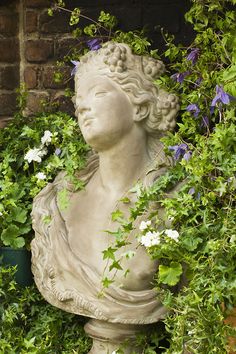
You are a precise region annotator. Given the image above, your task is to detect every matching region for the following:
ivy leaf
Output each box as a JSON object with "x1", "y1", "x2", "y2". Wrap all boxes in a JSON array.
[
  {"x1": 111, "y1": 209, "x2": 123, "y2": 222},
  {"x1": 102, "y1": 247, "x2": 116, "y2": 261},
  {"x1": 57, "y1": 188, "x2": 70, "y2": 211},
  {"x1": 109, "y1": 260, "x2": 123, "y2": 272},
  {"x1": 102, "y1": 277, "x2": 114, "y2": 288},
  {"x1": 159, "y1": 262, "x2": 183, "y2": 286}
]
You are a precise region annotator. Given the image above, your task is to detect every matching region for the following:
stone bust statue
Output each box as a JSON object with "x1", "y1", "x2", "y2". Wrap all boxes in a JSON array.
[{"x1": 31, "y1": 42, "x2": 179, "y2": 354}]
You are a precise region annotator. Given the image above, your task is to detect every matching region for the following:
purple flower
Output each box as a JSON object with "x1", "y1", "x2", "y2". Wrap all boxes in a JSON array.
[
  {"x1": 186, "y1": 48, "x2": 200, "y2": 65},
  {"x1": 71, "y1": 60, "x2": 80, "y2": 76},
  {"x1": 55, "y1": 148, "x2": 61, "y2": 156},
  {"x1": 168, "y1": 143, "x2": 192, "y2": 161},
  {"x1": 195, "y1": 77, "x2": 202, "y2": 87},
  {"x1": 186, "y1": 103, "x2": 200, "y2": 117},
  {"x1": 201, "y1": 116, "x2": 209, "y2": 128},
  {"x1": 211, "y1": 85, "x2": 231, "y2": 108},
  {"x1": 171, "y1": 71, "x2": 190, "y2": 84},
  {"x1": 87, "y1": 38, "x2": 102, "y2": 51},
  {"x1": 188, "y1": 187, "x2": 195, "y2": 195},
  {"x1": 183, "y1": 151, "x2": 192, "y2": 161}
]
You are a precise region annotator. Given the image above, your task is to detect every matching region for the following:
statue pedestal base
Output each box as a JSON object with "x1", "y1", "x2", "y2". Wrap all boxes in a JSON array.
[{"x1": 84, "y1": 319, "x2": 144, "y2": 354}]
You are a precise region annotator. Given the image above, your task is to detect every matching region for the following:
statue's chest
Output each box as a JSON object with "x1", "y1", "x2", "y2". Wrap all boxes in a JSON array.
[{"x1": 63, "y1": 187, "x2": 129, "y2": 265}]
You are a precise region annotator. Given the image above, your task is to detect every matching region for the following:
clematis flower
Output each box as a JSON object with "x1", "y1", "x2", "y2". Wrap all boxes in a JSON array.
[
  {"x1": 168, "y1": 143, "x2": 192, "y2": 161},
  {"x1": 186, "y1": 48, "x2": 200, "y2": 65},
  {"x1": 188, "y1": 187, "x2": 195, "y2": 195},
  {"x1": 171, "y1": 71, "x2": 190, "y2": 84},
  {"x1": 210, "y1": 85, "x2": 232, "y2": 109},
  {"x1": 165, "y1": 229, "x2": 179, "y2": 242},
  {"x1": 139, "y1": 220, "x2": 151, "y2": 231},
  {"x1": 36, "y1": 172, "x2": 46, "y2": 180},
  {"x1": 186, "y1": 103, "x2": 200, "y2": 117},
  {"x1": 71, "y1": 60, "x2": 80, "y2": 76},
  {"x1": 55, "y1": 148, "x2": 62, "y2": 156},
  {"x1": 87, "y1": 38, "x2": 102, "y2": 51},
  {"x1": 201, "y1": 116, "x2": 209, "y2": 128},
  {"x1": 195, "y1": 77, "x2": 202, "y2": 87},
  {"x1": 24, "y1": 148, "x2": 47, "y2": 163},
  {"x1": 41, "y1": 130, "x2": 52, "y2": 145}
]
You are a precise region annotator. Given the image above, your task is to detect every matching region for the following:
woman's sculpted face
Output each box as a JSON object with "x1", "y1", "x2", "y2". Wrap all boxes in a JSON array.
[{"x1": 74, "y1": 72, "x2": 137, "y2": 151}]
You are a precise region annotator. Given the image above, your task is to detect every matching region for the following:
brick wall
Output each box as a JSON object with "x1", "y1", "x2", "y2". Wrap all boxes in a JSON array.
[
  {"x1": 0, "y1": 0, "x2": 19, "y2": 127},
  {"x1": 0, "y1": 0, "x2": 193, "y2": 126}
]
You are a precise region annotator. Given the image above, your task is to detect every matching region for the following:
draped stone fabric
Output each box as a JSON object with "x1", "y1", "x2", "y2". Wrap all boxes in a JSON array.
[{"x1": 31, "y1": 151, "x2": 169, "y2": 324}]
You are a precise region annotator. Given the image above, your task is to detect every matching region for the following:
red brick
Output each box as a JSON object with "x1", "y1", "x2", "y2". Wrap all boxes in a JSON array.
[
  {"x1": 0, "y1": 39, "x2": 19, "y2": 63},
  {"x1": 24, "y1": 0, "x2": 50, "y2": 8},
  {"x1": 55, "y1": 38, "x2": 79, "y2": 60},
  {"x1": 0, "y1": 93, "x2": 17, "y2": 116},
  {"x1": 0, "y1": 65, "x2": 19, "y2": 90},
  {"x1": 0, "y1": 117, "x2": 12, "y2": 128},
  {"x1": 39, "y1": 9, "x2": 71, "y2": 33},
  {"x1": 25, "y1": 40, "x2": 54, "y2": 63},
  {"x1": 51, "y1": 92, "x2": 74, "y2": 116},
  {"x1": 42, "y1": 66, "x2": 71, "y2": 89},
  {"x1": 25, "y1": 91, "x2": 49, "y2": 116},
  {"x1": 0, "y1": 12, "x2": 18, "y2": 35},
  {"x1": 24, "y1": 10, "x2": 38, "y2": 33},
  {"x1": 24, "y1": 66, "x2": 38, "y2": 89}
]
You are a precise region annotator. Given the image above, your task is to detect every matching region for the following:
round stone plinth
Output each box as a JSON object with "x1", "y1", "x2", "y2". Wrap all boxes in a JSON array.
[{"x1": 84, "y1": 319, "x2": 144, "y2": 354}]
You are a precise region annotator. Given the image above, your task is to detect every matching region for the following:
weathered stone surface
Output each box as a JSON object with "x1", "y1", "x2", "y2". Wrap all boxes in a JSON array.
[
  {"x1": 0, "y1": 65, "x2": 19, "y2": 90},
  {"x1": 39, "y1": 9, "x2": 71, "y2": 33},
  {"x1": 31, "y1": 42, "x2": 180, "y2": 354},
  {"x1": 42, "y1": 66, "x2": 71, "y2": 89},
  {"x1": 0, "y1": 93, "x2": 17, "y2": 115},
  {"x1": 0, "y1": 117, "x2": 12, "y2": 128},
  {"x1": 24, "y1": 66, "x2": 39, "y2": 89},
  {"x1": 0, "y1": 11, "x2": 18, "y2": 35},
  {"x1": 24, "y1": 0, "x2": 50, "y2": 8},
  {"x1": 24, "y1": 10, "x2": 38, "y2": 33},
  {"x1": 54, "y1": 38, "x2": 79, "y2": 60},
  {"x1": 0, "y1": 39, "x2": 19, "y2": 63},
  {"x1": 25, "y1": 91, "x2": 49, "y2": 115},
  {"x1": 51, "y1": 92, "x2": 74, "y2": 115},
  {"x1": 25, "y1": 40, "x2": 54, "y2": 63}
]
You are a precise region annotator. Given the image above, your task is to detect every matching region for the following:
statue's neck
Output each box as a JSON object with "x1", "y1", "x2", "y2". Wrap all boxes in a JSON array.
[{"x1": 96, "y1": 130, "x2": 150, "y2": 195}]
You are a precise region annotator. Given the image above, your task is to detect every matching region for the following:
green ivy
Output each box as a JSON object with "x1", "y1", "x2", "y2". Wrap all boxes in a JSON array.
[
  {"x1": 0, "y1": 266, "x2": 91, "y2": 353},
  {"x1": 0, "y1": 91, "x2": 89, "y2": 248}
]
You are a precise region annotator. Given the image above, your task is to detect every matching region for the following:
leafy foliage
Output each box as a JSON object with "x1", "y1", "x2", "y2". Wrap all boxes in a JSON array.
[
  {"x1": 1, "y1": 0, "x2": 236, "y2": 352},
  {"x1": 48, "y1": 1, "x2": 236, "y2": 352},
  {"x1": 0, "y1": 265, "x2": 91, "y2": 353},
  {"x1": 0, "y1": 91, "x2": 88, "y2": 248}
]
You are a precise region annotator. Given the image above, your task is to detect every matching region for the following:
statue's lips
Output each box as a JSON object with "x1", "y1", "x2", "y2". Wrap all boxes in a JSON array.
[{"x1": 83, "y1": 117, "x2": 94, "y2": 126}]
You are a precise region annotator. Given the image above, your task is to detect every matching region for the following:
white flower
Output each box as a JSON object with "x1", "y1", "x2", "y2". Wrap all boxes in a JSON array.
[
  {"x1": 139, "y1": 220, "x2": 151, "y2": 231},
  {"x1": 24, "y1": 148, "x2": 47, "y2": 163},
  {"x1": 111, "y1": 351, "x2": 117, "y2": 354},
  {"x1": 140, "y1": 231, "x2": 161, "y2": 247},
  {"x1": 36, "y1": 172, "x2": 46, "y2": 180},
  {"x1": 0, "y1": 211, "x2": 3, "y2": 216},
  {"x1": 41, "y1": 130, "x2": 52, "y2": 145},
  {"x1": 165, "y1": 229, "x2": 179, "y2": 242}
]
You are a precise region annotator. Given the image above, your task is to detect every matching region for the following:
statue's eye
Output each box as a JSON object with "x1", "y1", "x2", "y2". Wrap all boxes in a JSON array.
[{"x1": 94, "y1": 91, "x2": 107, "y2": 97}]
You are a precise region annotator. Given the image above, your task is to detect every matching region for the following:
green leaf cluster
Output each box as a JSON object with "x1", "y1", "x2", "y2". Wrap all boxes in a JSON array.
[
  {"x1": 0, "y1": 265, "x2": 91, "y2": 353},
  {"x1": 0, "y1": 108, "x2": 88, "y2": 248}
]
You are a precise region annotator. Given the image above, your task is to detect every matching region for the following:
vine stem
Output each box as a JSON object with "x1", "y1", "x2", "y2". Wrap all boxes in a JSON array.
[{"x1": 54, "y1": 5, "x2": 112, "y2": 34}]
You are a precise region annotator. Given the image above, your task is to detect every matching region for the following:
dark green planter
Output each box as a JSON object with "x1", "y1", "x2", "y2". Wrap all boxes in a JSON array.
[{"x1": 0, "y1": 247, "x2": 33, "y2": 287}]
